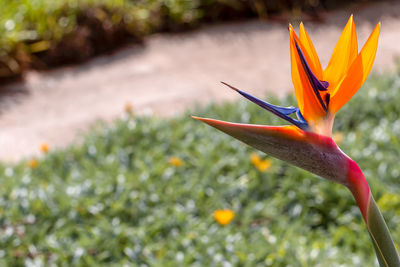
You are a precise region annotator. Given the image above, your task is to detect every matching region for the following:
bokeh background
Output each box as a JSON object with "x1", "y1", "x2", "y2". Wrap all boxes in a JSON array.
[{"x1": 0, "y1": 0, "x2": 399, "y2": 266}]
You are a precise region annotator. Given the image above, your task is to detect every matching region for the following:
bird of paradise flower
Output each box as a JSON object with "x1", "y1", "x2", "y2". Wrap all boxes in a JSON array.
[{"x1": 193, "y1": 16, "x2": 400, "y2": 266}]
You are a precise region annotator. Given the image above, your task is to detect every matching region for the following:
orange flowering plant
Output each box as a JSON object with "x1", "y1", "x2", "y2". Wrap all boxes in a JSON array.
[
  {"x1": 214, "y1": 209, "x2": 234, "y2": 226},
  {"x1": 194, "y1": 16, "x2": 399, "y2": 266}
]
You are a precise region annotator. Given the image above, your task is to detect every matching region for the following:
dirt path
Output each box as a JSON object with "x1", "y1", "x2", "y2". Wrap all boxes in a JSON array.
[{"x1": 1, "y1": 2, "x2": 400, "y2": 162}]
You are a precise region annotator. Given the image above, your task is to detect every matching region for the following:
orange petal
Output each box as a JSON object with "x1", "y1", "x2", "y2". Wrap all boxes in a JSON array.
[
  {"x1": 323, "y1": 15, "x2": 358, "y2": 92},
  {"x1": 289, "y1": 25, "x2": 304, "y2": 113},
  {"x1": 329, "y1": 22, "x2": 380, "y2": 113},
  {"x1": 299, "y1": 22, "x2": 323, "y2": 79},
  {"x1": 289, "y1": 25, "x2": 326, "y2": 122}
]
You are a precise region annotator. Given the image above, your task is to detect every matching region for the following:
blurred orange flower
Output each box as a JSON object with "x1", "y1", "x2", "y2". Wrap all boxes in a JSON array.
[
  {"x1": 250, "y1": 153, "x2": 272, "y2": 172},
  {"x1": 124, "y1": 102, "x2": 133, "y2": 114},
  {"x1": 40, "y1": 143, "x2": 49, "y2": 154},
  {"x1": 28, "y1": 159, "x2": 39, "y2": 169},
  {"x1": 214, "y1": 209, "x2": 234, "y2": 226},
  {"x1": 169, "y1": 156, "x2": 183, "y2": 167}
]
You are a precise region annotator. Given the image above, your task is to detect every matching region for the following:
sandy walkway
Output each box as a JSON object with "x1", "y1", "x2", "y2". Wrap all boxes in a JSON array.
[{"x1": 1, "y1": 1, "x2": 400, "y2": 162}]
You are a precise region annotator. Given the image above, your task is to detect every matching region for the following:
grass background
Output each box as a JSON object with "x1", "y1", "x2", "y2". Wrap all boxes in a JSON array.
[{"x1": 0, "y1": 70, "x2": 399, "y2": 266}]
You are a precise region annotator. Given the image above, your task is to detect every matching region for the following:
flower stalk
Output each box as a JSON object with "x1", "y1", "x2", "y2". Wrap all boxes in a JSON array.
[
  {"x1": 367, "y1": 196, "x2": 400, "y2": 267},
  {"x1": 347, "y1": 159, "x2": 400, "y2": 266}
]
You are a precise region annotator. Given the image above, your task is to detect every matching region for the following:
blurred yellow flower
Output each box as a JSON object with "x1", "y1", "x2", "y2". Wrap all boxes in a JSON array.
[
  {"x1": 169, "y1": 156, "x2": 183, "y2": 167},
  {"x1": 333, "y1": 132, "x2": 344, "y2": 144},
  {"x1": 214, "y1": 209, "x2": 234, "y2": 226},
  {"x1": 40, "y1": 143, "x2": 49, "y2": 154},
  {"x1": 250, "y1": 153, "x2": 272, "y2": 172},
  {"x1": 124, "y1": 102, "x2": 133, "y2": 114},
  {"x1": 28, "y1": 159, "x2": 39, "y2": 169}
]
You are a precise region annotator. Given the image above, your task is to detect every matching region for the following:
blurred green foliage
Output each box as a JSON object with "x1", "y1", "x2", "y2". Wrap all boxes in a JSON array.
[
  {"x1": 0, "y1": 0, "x2": 378, "y2": 81},
  {"x1": 0, "y1": 71, "x2": 400, "y2": 265}
]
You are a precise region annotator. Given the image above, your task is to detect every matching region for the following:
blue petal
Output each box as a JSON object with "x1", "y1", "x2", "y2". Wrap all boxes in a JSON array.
[
  {"x1": 221, "y1": 82, "x2": 309, "y2": 130},
  {"x1": 262, "y1": 102, "x2": 297, "y2": 115},
  {"x1": 296, "y1": 109, "x2": 307, "y2": 124},
  {"x1": 320, "y1": 81, "x2": 329, "y2": 89}
]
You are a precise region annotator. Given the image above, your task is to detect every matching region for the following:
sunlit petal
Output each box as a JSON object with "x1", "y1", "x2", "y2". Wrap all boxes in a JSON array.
[
  {"x1": 329, "y1": 23, "x2": 380, "y2": 113},
  {"x1": 290, "y1": 25, "x2": 305, "y2": 114},
  {"x1": 299, "y1": 22, "x2": 323, "y2": 79},
  {"x1": 323, "y1": 15, "x2": 358, "y2": 92}
]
